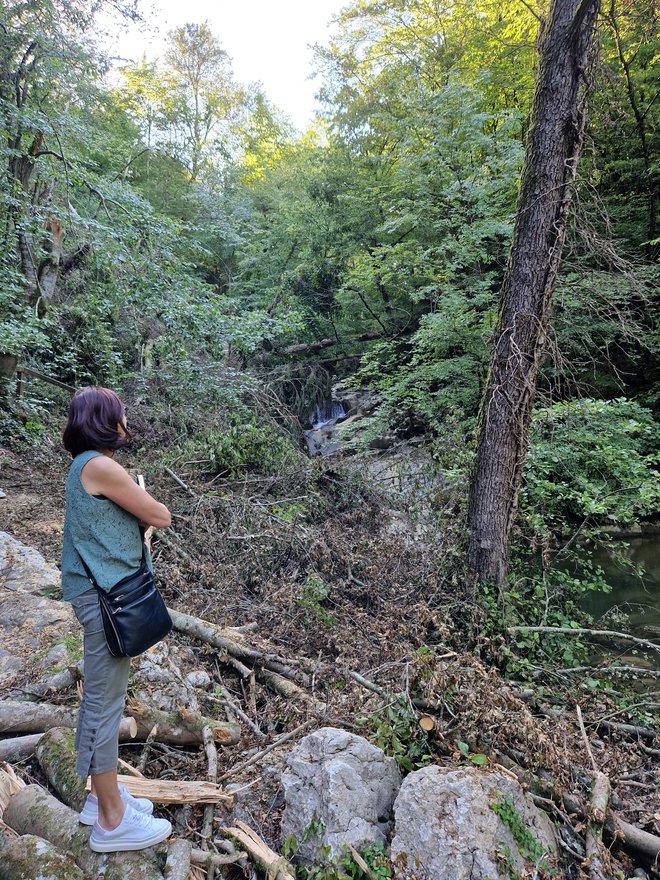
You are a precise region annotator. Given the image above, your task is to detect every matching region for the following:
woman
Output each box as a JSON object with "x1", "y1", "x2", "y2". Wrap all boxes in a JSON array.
[{"x1": 61, "y1": 386, "x2": 173, "y2": 853}]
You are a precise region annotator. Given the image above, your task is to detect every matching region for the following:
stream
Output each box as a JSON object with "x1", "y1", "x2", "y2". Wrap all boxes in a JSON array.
[{"x1": 581, "y1": 536, "x2": 660, "y2": 671}]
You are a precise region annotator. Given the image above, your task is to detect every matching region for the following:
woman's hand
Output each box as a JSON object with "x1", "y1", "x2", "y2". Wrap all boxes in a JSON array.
[{"x1": 81, "y1": 456, "x2": 172, "y2": 528}]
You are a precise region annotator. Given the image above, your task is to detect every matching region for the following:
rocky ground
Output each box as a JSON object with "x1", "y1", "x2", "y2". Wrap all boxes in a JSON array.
[{"x1": 0, "y1": 424, "x2": 659, "y2": 880}]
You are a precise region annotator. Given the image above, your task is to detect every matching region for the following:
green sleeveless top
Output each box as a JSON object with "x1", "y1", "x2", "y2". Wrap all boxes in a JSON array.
[{"x1": 60, "y1": 450, "x2": 145, "y2": 601}]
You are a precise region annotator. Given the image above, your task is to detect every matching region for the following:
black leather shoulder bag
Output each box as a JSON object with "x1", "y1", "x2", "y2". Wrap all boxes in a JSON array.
[{"x1": 81, "y1": 547, "x2": 173, "y2": 657}]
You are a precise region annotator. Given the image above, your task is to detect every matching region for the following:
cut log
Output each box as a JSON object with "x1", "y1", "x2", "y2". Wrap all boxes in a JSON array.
[
  {"x1": 222, "y1": 820, "x2": 295, "y2": 880},
  {"x1": 0, "y1": 832, "x2": 85, "y2": 879},
  {"x1": 419, "y1": 716, "x2": 435, "y2": 732},
  {"x1": 127, "y1": 701, "x2": 240, "y2": 746},
  {"x1": 0, "y1": 717, "x2": 136, "y2": 763},
  {"x1": 98, "y1": 775, "x2": 232, "y2": 805},
  {"x1": 4, "y1": 784, "x2": 165, "y2": 879},
  {"x1": 0, "y1": 702, "x2": 138, "y2": 738},
  {"x1": 164, "y1": 838, "x2": 192, "y2": 880},
  {"x1": 255, "y1": 668, "x2": 320, "y2": 708},
  {"x1": 0, "y1": 701, "x2": 77, "y2": 734},
  {"x1": 36, "y1": 727, "x2": 88, "y2": 811}
]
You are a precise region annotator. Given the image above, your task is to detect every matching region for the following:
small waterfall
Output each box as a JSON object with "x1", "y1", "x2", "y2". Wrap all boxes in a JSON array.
[{"x1": 310, "y1": 401, "x2": 346, "y2": 430}]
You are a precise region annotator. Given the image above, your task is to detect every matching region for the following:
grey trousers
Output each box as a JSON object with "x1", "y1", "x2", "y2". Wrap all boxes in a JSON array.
[{"x1": 71, "y1": 588, "x2": 130, "y2": 778}]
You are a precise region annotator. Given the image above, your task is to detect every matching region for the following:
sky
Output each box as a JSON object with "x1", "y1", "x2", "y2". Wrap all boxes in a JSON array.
[{"x1": 101, "y1": 0, "x2": 346, "y2": 130}]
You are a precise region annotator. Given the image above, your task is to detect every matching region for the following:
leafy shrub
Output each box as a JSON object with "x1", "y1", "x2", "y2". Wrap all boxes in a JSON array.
[
  {"x1": 202, "y1": 414, "x2": 300, "y2": 477},
  {"x1": 521, "y1": 397, "x2": 660, "y2": 536}
]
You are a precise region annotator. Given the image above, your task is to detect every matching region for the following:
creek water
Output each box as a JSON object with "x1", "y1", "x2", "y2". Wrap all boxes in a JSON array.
[{"x1": 580, "y1": 536, "x2": 660, "y2": 671}]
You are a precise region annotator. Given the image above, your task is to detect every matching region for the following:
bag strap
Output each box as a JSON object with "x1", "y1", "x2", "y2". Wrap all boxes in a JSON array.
[{"x1": 78, "y1": 543, "x2": 146, "y2": 591}]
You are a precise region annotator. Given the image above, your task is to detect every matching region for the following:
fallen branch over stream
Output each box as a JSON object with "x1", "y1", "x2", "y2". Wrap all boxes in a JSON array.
[{"x1": 508, "y1": 625, "x2": 660, "y2": 655}]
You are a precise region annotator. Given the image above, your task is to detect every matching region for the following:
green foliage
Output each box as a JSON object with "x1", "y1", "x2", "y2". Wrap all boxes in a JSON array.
[
  {"x1": 358, "y1": 697, "x2": 432, "y2": 772},
  {"x1": 282, "y1": 835, "x2": 393, "y2": 880},
  {"x1": 522, "y1": 398, "x2": 660, "y2": 534},
  {"x1": 295, "y1": 574, "x2": 335, "y2": 628},
  {"x1": 201, "y1": 415, "x2": 300, "y2": 478},
  {"x1": 490, "y1": 794, "x2": 556, "y2": 879}
]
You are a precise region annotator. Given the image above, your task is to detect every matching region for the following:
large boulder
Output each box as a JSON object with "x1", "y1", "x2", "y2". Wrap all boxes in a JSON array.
[
  {"x1": 0, "y1": 531, "x2": 60, "y2": 595},
  {"x1": 391, "y1": 766, "x2": 558, "y2": 880},
  {"x1": 0, "y1": 532, "x2": 77, "y2": 690},
  {"x1": 281, "y1": 727, "x2": 401, "y2": 862}
]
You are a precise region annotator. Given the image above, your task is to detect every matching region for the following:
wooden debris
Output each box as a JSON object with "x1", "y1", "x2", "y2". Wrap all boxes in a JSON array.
[
  {"x1": 36, "y1": 726, "x2": 88, "y2": 811},
  {"x1": 8, "y1": 661, "x2": 83, "y2": 702},
  {"x1": 164, "y1": 838, "x2": 192, "y2": 880},
  {"x1": 585, "y1": 771, "x2": 611, "y2": 880},
  {"x1": 190, "y1": 848, "x2": 247, "y2": 867},
  {"x1": 95, "y1": 774, "x2": 233, "y2": 805},
  {"x1": 4, "y1": 784, "x2": 164, "y2": 879},
  {"x1": 127, "y1": 700, "x2": 240, "y2": 746},
  {"x1": 200, "y1": 724, "x2": 218, "y2": 858},
  {"x1": 222, "y1": 820, "x2": 295, "y2": 880},
  {"x1": 0, "y1": 832, "x2": 86, "y2": 880},
  {"x1": 0, "y1": 762, "x2": 24, "y2": 840},
  {"x1": 255, "y1": 667, "x2": 321, "y2": 708}
]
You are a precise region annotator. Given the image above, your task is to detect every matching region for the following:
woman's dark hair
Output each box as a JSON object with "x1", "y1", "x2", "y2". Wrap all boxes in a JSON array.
[{"x1": 63, "y1": 386, "x2": 132, "y2": 457}]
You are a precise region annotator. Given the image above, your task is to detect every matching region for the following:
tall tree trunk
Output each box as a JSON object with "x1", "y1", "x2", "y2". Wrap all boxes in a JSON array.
[{"x1": 467, "y1": 0, "x2": 600, "y2": 586}]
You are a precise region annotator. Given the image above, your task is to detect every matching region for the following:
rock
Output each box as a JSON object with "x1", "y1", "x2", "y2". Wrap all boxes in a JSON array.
[
  {"x1": 186, "y1": 670, "x2": 211, "y2": 689},
  {"x1": 0, "y1": 591, "x2": 76, "y2": 690},
  {"x1": 0, "y1": 531, "x2": 61, "y2": 595},
  {"x1": 390, "y1": 767, "x2": 558, "y2": 880},
  {"x1": 132, "y1": 642, "x2": 199, "y2": 712},
  {"x1": 280, "y1": 727, "x2": 401, "y2": 863}
]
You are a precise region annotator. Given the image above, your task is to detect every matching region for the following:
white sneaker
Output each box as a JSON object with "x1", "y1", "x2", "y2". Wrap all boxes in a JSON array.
[
  {"x1": 79, "y1": 785, "x2": 154, "y2": 825},
  {"x1": 89, "y1": 804, "x2": 172, "y2": 852}
]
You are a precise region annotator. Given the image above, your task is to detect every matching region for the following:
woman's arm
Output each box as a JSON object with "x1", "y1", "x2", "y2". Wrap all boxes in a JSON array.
[{"x1": 80, "y1": 455, "x2": 172, "y2": 528}]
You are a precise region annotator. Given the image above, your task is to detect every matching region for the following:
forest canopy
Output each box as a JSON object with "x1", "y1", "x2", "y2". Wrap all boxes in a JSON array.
[{"x1": 0, "y1": 0, "x2": 658, "y2": 585}]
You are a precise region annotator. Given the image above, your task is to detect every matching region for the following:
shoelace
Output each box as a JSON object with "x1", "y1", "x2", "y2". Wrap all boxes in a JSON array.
[{"x1": 127, "y1": 807, "x2": 153, "y2": 828}]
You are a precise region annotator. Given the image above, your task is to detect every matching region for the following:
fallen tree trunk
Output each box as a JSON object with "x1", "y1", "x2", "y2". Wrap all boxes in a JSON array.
[
  {"x1": 0, "y1": 717, "x2": 137, "y2": 762},
  {"x1": 164, "y1": 838, "x2": 192, "y2": 880},
  {"x1": 0, "y1": 831, "x2": 85, "y2": 880},
  {"x1": 128, "y1": 700, "x2": 241, "y2": 746},
  {"x1": 36, "y1": 727, "x2": 88, "y2": 811},
  {"x1": 0, "y1": 701, "x2": 77, "y2": 734},
  {"x1": 4, "y1": 784, "x2": 165, "y2": 879}
]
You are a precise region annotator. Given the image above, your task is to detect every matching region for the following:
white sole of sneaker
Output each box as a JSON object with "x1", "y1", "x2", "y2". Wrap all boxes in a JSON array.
[{"x1": 89, "y1": 824, "x2": 171, "y2": 853}]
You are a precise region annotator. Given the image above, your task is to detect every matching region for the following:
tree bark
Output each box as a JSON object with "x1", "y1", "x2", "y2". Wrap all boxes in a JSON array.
[
  {"x1": 127, "y1": 700, "x2": 241, "y2": 746},
  {"x1": 0, "y1": 701, "x2": 137, "y2": 738},
  {"x1": 4, "y1": 785, "x2": 165, "y2": 880},
  {"x1": 35, "y1": 727, "x2": 88, "y2": 812},
  {"x1": 0, "y1": 832, "x2": 85, "y2": 880},
  {"x1": 467, "y1": 0, "x2": 600, "y2": 586}
]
